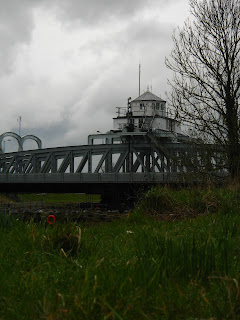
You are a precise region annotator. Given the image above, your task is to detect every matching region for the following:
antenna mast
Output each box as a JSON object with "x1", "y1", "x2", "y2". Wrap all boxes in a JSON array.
[
  {"x1": 139, "y1": 63, "x2": 141, "y2": 96},
  {"x1": 17, "y1": 116, "x2": 22, "y2": 136}
]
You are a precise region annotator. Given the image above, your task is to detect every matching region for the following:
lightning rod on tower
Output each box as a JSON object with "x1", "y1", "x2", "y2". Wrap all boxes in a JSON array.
[{"x1": 139, "y1": 63, "x2": 141, "y2": 96}]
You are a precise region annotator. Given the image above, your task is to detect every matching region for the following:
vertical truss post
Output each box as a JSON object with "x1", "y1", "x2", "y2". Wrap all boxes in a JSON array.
[
  {"x1": 125, "y1": 137, "x2": 132, "y2": 172},
  {"x1": 88, "y1": 150, "x2": 92, "y2": 173},
  {"x1": 172, "y1": 151, "x2": 177, "y2": 173},
  {"x1": 151, "y1": 150, "x2": 157, "y2": 172},
  {"x1": 51, "y1": 155, "x2": 57, "y2": 173},
  {"x1": 32, "y1": 155, "x2": 37, "y2": 173},
  {"x1": 105, "y1": 149, "x2": 112, "y2": 172},
  {"x1": 166, "y1": 154, "x2": 171, "y2": 173},
  {"x1": 123, "y1": 161, "x2": 126, "y2": 173},
  {"x1": 70, "y1": 152, "x2": 74, "y2": 173},
  {"x1": 160, "y1": 154, "x2": 164, "y2": 173},
  {"x1": 15, "y1": 156, "x2": 20, "y2": 173},
  {"x1": 146, "y1": 152, "x2": 151, "y2": 172},
  {"x1": 128, "y1": 151, "x2": 133, "y2": 172}
]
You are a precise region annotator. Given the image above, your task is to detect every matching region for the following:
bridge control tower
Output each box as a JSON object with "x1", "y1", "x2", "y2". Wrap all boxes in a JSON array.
[
  {"x1": 88, "y1": 89, "x2": 187, "y2": 146},
  {"x1": 113, "y1": 89, "x2": 181, "y2": 134}
]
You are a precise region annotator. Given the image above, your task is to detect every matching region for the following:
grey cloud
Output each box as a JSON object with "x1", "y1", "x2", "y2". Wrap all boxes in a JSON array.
[
  {"x1": 0, "y1": 0, "x2": 37, "y2": 74},
  {"x1": 126, "y1": 20, "x2": 173, "y2": 45},
  {"x1": 46, "y1": 0, "x2": 174, "y2": 25},
  {"x1": 0, "y1": 0, "x2": 177, "y2": 75},
  {"x1": 83, "y1": 16, "x2": 174, "y2": 58},
  {"x1": 50, "y1": 0, "x2": 148, "y2": 22},
  {"x1": 0, "y1": 0, "x2": 189, "y2": 149},
  {"x1": 11, "y1": 117, "x2": 73, "y2": 149}
]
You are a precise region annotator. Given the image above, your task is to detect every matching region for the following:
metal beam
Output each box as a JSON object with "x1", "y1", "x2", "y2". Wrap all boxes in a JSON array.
[
  {"x1": 40, "y1": 154, "x2": 52, "y2": 173},
  {"x1": 76, "y1": 152, "x2": 89, "y2": 173},
  {"x1": 58, "y1": 152, "x2": 71, "y2": 173},
  {"x1": 132, "y1": 149, "x2": 147, "y2": 172},
  {"x1": 94, "y1": 150, "x2": 109, "y2": 173},
  {"x1": 113, "y1": 150, "x2": 129, "y2": 173}
]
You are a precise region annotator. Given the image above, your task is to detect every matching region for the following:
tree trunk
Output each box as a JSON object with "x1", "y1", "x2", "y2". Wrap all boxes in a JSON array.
[{"x1": 226, "y1": 99, "x2": 240, "y2": 179}]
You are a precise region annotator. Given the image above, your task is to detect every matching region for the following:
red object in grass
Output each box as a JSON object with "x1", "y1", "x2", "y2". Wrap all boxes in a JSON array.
[{"x1": 47, "y1": 215, "x2": 56, "y2": 225}]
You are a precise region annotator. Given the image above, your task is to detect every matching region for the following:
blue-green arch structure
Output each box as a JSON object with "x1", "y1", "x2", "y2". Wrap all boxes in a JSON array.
[{"x1": 0, "y1": 132, "x2": 42, "y2": 152}]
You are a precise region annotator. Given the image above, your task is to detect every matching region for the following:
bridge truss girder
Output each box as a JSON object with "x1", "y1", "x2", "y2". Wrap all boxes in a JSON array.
[{"x1": 0, "y1": 134, "x2": 227, "y2": 181}]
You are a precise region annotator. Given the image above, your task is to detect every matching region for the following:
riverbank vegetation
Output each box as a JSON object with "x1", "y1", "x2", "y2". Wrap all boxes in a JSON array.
[
  {"x1": 0, "y1": 186, "x2": 239, "y2": 319},
  {"x1": 0, "y1": 193, "x2": 100, "y2": 204}
]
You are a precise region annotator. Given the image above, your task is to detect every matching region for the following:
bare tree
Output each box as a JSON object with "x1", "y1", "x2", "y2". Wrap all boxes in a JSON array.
[{"x1": 166, "y1": 0, "x2": 240, "y2": 179}]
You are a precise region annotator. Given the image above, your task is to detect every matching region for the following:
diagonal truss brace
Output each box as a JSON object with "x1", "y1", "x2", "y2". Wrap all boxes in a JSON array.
[{"x1": 94, "y1": 150, "x2": 109, "y2": 173}]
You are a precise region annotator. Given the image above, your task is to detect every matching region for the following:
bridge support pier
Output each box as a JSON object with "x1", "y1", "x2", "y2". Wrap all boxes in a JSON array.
[
  {"x1": 100, "y1": 185, "x2": 132, "y2": 210},
  {"x1": 100, "y1": 184, "x2": 152, "y2": 210}
]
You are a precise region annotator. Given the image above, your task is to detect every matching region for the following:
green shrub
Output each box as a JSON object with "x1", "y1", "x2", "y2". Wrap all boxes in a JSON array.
[
  {"x1": 135, "y1": 185, "x2": 240, "y2": 217},
  {"x1": 136, "y1": 187, "x2": 177, "y2": 215}
]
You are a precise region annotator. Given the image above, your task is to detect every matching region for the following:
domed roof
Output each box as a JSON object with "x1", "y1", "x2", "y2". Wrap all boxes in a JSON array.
[{"x1": 132, "y1": 90, "x2": 166, "y2": 102}]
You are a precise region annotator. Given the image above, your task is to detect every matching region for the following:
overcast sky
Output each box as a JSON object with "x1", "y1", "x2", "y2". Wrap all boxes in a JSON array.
[{"x1": 0, "y1": 0, "x2": 190, "y2": 152}]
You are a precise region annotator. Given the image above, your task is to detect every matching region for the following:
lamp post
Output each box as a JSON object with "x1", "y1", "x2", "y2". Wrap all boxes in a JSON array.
[
  {"x1": 3, "y1": 139, "x2": 11, "y2": 153},
  {"x1": 17, "y1": 116, "x2": 22, "y2": 136}
]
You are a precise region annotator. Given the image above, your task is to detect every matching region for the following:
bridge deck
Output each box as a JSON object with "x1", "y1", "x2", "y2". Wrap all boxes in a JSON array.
[{"x1": 0, "y1": 172, "x2": 182, "y2": 184}]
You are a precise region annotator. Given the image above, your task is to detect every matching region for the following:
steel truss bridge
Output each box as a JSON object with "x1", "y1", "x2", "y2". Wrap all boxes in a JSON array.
[{"x1": 0, "y1": 131, "x2": 227, "y2": 204}]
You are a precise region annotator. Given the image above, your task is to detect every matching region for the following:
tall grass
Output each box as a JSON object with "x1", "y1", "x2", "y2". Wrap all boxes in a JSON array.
[
  {"x1": 135, "y1": 184, "x2": 240, "y2": 216},
  {"x1": 0, "y1": 210, "x2": 13, "y2": 228},
  {"x1": 0, "y1": 187, "x2": 239, "y2": 319}
]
